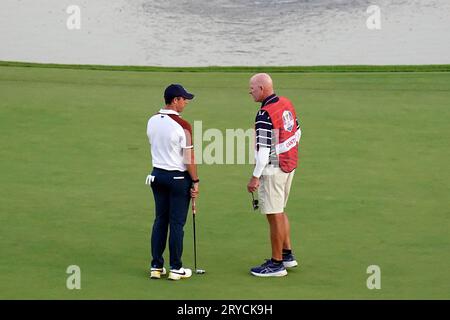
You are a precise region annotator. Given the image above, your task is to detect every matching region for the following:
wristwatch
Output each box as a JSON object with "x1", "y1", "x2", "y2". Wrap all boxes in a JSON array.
[{"x1": 192, "y1": 179, "x2": 200, "y2": 184}]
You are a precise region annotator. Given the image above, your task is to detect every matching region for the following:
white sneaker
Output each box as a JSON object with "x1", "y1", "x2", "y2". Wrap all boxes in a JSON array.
[
  {"x1": 168, "y1": 267, "x2": 192, "y2": 280},
  {"x1": 150, "y1": 267, "x2": 167, "y2": 279}
]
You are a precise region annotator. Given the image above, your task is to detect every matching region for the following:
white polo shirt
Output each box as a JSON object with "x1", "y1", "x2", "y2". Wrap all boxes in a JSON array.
[{"x1": 147, "y1": 109, "x2": 193, "y2": 172}]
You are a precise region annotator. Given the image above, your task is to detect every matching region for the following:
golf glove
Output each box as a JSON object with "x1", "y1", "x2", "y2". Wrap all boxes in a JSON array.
[{"x1": 145, "y1": 175, "x2": 155, "y2": 185}]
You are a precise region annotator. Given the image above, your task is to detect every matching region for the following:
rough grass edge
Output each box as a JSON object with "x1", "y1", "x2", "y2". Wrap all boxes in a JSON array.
[{"x1": 1, "y1": 60, "x2": 450, "y2": 73}]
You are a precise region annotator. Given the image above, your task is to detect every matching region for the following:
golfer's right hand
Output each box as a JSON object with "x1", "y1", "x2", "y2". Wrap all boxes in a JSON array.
[{"x1": 191, "y1": 182, "x2": 199, "y2": 199}]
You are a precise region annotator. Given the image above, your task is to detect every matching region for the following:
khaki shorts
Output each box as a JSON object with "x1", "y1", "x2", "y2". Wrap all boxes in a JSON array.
[{"x1": 258, "y1": 166, "x2": 295, "y2": 214}]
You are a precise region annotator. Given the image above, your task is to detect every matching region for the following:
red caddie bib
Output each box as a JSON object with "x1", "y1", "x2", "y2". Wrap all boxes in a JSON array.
[{"x1": 261, "y1": 96, "x2": 300, "y2": 173}]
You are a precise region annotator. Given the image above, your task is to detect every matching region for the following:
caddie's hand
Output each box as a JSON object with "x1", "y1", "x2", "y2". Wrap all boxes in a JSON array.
[
  {"x1": 247, "y1": 176, "x2": 260, "y2": 193},
  {"x1": 191, "y1": 182, "x2": 199, "y2": 199}
]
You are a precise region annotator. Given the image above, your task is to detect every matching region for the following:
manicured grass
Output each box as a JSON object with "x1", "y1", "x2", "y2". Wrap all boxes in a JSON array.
[{"x1": 0, "y1": 66, "x2": 449, "y2": 299}]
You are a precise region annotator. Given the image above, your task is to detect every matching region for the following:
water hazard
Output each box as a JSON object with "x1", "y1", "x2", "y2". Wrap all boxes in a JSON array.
[{"x1": 0, "y1": 0, "x2": 449, "y2": 66}]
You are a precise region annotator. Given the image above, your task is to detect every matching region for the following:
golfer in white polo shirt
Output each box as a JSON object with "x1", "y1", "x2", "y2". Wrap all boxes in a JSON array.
[{"x1": 145, "y1": 84, "x2": 199, "y2": 281}]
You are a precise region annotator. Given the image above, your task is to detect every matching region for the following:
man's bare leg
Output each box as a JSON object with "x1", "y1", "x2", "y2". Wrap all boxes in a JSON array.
[
  {"x1": 282, "y1": 213, "x2": 292, "y2": 251},
  {"x1": 266, "y1": 213, "x2": 285, "y2": 261}
]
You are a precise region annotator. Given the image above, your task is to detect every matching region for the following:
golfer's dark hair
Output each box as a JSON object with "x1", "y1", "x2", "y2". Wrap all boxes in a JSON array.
[{"x1": 165, "y1": 96, "x2": 176, "y2": 105}]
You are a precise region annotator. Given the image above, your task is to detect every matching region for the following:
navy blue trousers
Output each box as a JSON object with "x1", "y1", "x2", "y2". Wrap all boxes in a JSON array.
[{"x1": 150, "y1": 167, "x2": 192, "y2": 270}]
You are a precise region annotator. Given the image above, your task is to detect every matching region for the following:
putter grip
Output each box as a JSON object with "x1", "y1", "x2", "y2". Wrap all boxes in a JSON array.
[{"x1": 192, "y1": 199, "x2": 196, "y2": 215}]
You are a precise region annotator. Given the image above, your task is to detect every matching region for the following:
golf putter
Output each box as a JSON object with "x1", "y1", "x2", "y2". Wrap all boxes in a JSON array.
[{"x1": 192, "y1": 198, "x2": 205, "y2": 275}]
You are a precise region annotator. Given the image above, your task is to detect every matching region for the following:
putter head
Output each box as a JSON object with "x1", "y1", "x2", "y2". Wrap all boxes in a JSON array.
[{"x1": 195, "y1": 269, "x2": 206, "y2": 274}]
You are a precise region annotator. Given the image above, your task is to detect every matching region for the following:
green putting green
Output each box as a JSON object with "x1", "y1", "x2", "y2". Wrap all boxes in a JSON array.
[{"x1": 0, "y1": 65, "x2": 449, "y2": 299}]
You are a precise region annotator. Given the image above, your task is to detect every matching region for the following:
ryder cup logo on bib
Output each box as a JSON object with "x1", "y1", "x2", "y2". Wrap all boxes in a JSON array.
[{"x1": 282, "y1": 110, "x2": 294, "y2": 132}]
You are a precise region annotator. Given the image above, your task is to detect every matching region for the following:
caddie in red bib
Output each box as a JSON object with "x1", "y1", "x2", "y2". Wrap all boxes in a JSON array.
[{"x1": 247, "y1": 73, "x2": 302, "y2": 278}]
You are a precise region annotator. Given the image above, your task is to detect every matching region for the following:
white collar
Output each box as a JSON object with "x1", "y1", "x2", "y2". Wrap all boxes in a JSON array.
[{"x1": 159, "y1": 108, "x2": 180, "y2": 116}]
